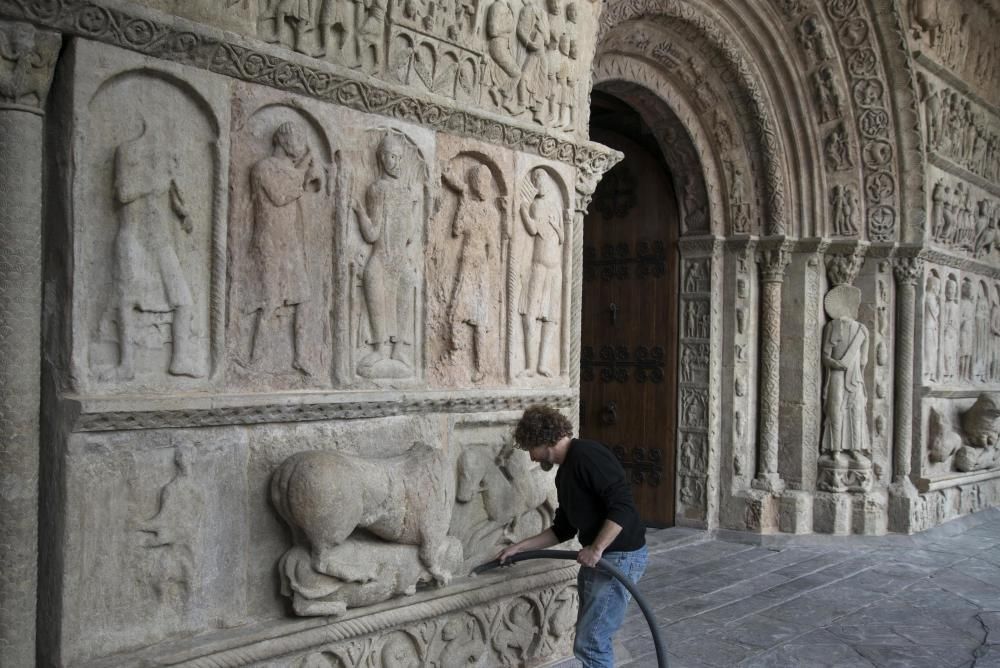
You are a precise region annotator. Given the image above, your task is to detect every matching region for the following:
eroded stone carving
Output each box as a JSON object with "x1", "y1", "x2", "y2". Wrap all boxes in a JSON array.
[
  {"x1": 941, "y1": 275, "x2": 960, "y2": 381},
  {"x1": 0, "y1": 21, "x2": 59, "y2": 109},
  {"x1": 924, "y1": 82, "x2": 1000, "y2": 183},
  {"x1": 515, "y1": 167, "x2": 567, "y2": 378},
  {"x1": 451, "y1": 442, "x2": 554, "y2": 570},
  {"x1": 930, "y1": 394, "x2": 1000, "y2": 473},
  {"x1": 246, "y1": 121, "x2": 324, "y2": 376},
  {"x1": 353, "y1": 131, "x2": 428, "y2": 380},
  {"x1": 104, "y1": 123, "x2": 206, "y2": 381},
  {"x1": 924, "y1": 272, "x2": 941, "y2": 382},
  {"x1": 136, "y1": 443, "x2": 204, "y2": 604},
  {"x1": 271, "y1": 442, "x2": 460, "y2": 615},
  {"x1": 830, "y1": 185, "x2": 860, "y2": 237},
  {"x1": 440, "y1": 161, "x2": 507, "y2": 384},
  {"x1": 930, "y1": 176, "x2": 1000, "y2": 260},
  {"x1": 818, "y1": 284, "x2": 872, "y2": 493}
]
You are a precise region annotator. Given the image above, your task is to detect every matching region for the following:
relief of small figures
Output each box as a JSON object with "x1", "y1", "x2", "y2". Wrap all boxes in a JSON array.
[
  {"x1": 258, "y1": 0, "x2": 387, "y2": 70},
  {"x1": 441, "y1": 162, "x2": 508, "y2": 383}
]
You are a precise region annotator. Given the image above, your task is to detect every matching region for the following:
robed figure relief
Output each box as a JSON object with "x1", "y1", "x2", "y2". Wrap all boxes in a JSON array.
[
  {"x1": 442, "y1": 164, "x2": 508, "y2": 383},
  {"x1": 818, "y1": 285, "x2": 872, "y2": 493},
  {"x1": 518, "y1": 168, "x2": 566, "y2": 378},
  {"x1": 353, "y1": 132, "x2": 425, "y2": 379},
  {"x1": 245, "y1": 121, "x2": 323, "y2": 375},
  {"x1": 108, "y1": 123, "x2": 204, "y2": 381}
]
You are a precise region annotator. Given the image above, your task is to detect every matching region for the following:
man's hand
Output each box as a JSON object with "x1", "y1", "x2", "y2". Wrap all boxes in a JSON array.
[
  {"x1": 497, "y1": 543, "x2": 522, "y2": 565},
  {"x1": 577, "y1": 545, "x2": 604, "y2": 568}
]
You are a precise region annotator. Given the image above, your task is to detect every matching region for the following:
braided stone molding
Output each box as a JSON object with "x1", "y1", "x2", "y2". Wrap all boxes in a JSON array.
[
  {"x1": 69, "y1": 391, "x2": 577, "y2": 432},
  {"x1": 919, "y1": 247, "x2": 1000, "y2": 281},
  {"x1": 753, "y1": 238, "x2": 793, "y2": 492},
  {"x1": 596, "y1": 0, "x2": 787, "y2": 235},
  {"x1": 892, "y1": 253, "x2": 922, "y2": 484},
  {"x1": 0, "y1": 0, "x2": 618, "y2": 172},
  {"x1": 161, "y1": 565, "x2": 578, "y2": 667}
]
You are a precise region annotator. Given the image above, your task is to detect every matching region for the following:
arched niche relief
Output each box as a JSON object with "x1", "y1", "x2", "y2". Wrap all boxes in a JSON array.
[
  {"x1": 509, "y1": 163, "x2": 573, "y2": 384},
  {"x1": 77, "y1": 67, "x2": 225, "y2": 393},
  {"x1": 347, "y1": 127, "x2": 432, "y2": 385},
  {"x1": 227, "y1": 101, "x2": 338, "y2": 390},
  {"x1": 427, "y1": 146, "x2": 512, "y2": 388},
  {"x1": 594, "y1": 9, "x2": 796, "y2": 238}
]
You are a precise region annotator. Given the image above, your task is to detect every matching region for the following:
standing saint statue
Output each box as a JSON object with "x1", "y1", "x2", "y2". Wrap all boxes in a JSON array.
[
  {"x1": 353, "y1": 133, "x2": 422, "y2": 379},
  {"x1": 442, "y1": 164, "x2": 507, "y2": 383},
  {"x1": 819, "y1": 284, "x2": 871, "y2": 489},
  {"x1": 108, "y1": 122, "x2": 203, "y2": 380},
  {"x1": 518, "y1": 169, "x2": 565, "y2": 378},
  {"x1": 246, "y1": 121, "x2": 322, "y2": 375},
  {"x1": 924, "y1": 274, "x2": 941, "y2": 382}
]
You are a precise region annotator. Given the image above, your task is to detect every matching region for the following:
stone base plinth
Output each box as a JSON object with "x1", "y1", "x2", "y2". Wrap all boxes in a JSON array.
[
  {"x1": 778, "y1": 490, "x2": 813, "y2": 534},
  {"x1": 89, "y1": 564, "x2": 579, "y2": 667},
  {"x1": 852, "y1": 491, "x2": 888, "y2": 535},
  {"x1": 743, "y1": 489, "x2": 780, "y2": 532},
  {"x1": 813, "y1": 492, "x2": 853, "y2": 534}
]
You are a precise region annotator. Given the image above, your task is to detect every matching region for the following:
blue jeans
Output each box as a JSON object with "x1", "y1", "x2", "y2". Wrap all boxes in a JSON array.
[{"x1": 574, "y1": 545, "x2": 649, "y2": 668}]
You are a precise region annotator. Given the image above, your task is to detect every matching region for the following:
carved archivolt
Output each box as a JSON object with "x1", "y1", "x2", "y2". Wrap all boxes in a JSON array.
[{"x1": 596, "y1": 2, "x2": 789, "y2": 235}]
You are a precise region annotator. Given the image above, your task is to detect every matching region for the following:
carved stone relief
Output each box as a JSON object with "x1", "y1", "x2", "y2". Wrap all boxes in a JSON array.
[
  {"x1": 427, "y1": 138, "x2": 512, "y2": 387},
  {"x1": 818, "y1": 284, "x2": 873, "y2": 493},
  {"x1": 928, "y1": 394, "x2": 1000, "y2": 474},
  {"x1": 510, "y1": 161, "x2": 572, "y2": 381},
  {"x1": 452, "y1": 439, "x2": 555, "y2": 571},
  {"x1": 59, "y1": 430, "x2": 249, "y2": 661},
  {"x1": 246, "y1": 0, "x2": 591, "y2": 132},
  {"x1": 929, "y1": 173, "x2": 1000, "y2": 259},
  {"x1": 227, "y1": 93, "x2": 337, "y2": 388},
  {"x1": 72, "y1": 45, "x2": 227, "y2": 393},
  {"x1": 921, "y1": 78, "x2": 1000, "y2": 186},
  {"x1": 0, "y1": 21, "x2": 59, "y2": 109},
  {"x1": 909, "y1": 0, "x2": 1000, "y2": 108},
  {"x1": 924, "y1": 271, "x2": 942, "y2": 382},
  {"x1": 272, "y1": 442, "x2": 461, "y2": 615}
]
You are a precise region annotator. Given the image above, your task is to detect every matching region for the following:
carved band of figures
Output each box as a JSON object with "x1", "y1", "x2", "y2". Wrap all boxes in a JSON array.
[
  {"x1": 921, "y1": 78, "x2": 1000, "y2": 185},
  {"x1": 923, "y1": 268, "x2": 1000, "y2": 387},
  {"x1": 0, "y1": 0, "x2": 616, "y2": 173}
]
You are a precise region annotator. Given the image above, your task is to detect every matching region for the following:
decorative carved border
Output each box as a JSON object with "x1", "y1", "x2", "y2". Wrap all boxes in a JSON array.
[
  {"x1": 596, "y1": 2, "x2": 787, "y2": 234},
  {"x1": 917, "y1": 467, "x2": 1000, "y2": 493},
  {"x1": 67, "y1": 390, "x2": 576, "y2": 432},
  {"x1": 122, "y1": 565, "x2": 578, "y2": 667},
  {"x1": 0, "y1": 0, "x2": 618, "y2": 173},
  {"x1": 920, "y1": 248, "x2": 1000, "y2": 281}
]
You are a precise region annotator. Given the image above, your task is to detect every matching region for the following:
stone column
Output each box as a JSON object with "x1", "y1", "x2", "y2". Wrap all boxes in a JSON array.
[
  {"x1": 752, "y1": 239, "x2": 791, "y2": 493},
  {"x1": 0, "y1": 21, "x2": 61, "y2": 667},
  {"x1": 891, "y1": 255, "x2": 923, "y2": 492}
]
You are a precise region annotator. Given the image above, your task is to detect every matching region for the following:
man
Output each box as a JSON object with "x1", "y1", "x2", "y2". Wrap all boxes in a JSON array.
[{"x1": 498, "y1": 405, "x2": 647, "y2": 668}]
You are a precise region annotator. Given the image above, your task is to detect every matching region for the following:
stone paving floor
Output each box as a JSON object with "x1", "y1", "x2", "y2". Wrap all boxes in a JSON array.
[{"x1": 545, "y1": 507, "x2": 1000, "y2": 667}]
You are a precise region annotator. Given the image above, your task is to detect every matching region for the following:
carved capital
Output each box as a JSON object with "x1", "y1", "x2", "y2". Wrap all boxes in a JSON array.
[
  {"x1": 825, "y1": 245, "x2": 868, "y2": 287},
  {"x1": 0, "y1": 21, "x2": 61, "y2": 113},
  {"x1": 892, "y1": 256, "x2": 924, "y2": 286},
  {"x1": 575, "y1": 144, "x2": 623, "y2": 214},
  {"x1": 757, "y1": 239, "x2": 792, "y2": 283}
]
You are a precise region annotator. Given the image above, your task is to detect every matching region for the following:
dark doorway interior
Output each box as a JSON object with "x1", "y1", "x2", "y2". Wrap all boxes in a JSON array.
[{"x1": 580, "y1": 91, "x2": 680, "y2": 528}]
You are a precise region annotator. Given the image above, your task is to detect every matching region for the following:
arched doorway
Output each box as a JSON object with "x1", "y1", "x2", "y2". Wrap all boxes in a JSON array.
[{"x1": 580, "y1": 91, "x2": 680, "y2": 527}]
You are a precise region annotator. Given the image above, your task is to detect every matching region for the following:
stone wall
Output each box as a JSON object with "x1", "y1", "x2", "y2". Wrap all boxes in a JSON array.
[{"x1": 0, "y1": 0, "x2": 618, "y2": 664}]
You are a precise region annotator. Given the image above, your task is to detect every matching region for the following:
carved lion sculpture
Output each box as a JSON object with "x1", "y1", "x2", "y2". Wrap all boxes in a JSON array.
[
  {"x1": 271, "y1": 442, "x2": 458, "y2": 588},
  {"x1": 961, "y1": 393, "x2": 1000, "y2": 448}
]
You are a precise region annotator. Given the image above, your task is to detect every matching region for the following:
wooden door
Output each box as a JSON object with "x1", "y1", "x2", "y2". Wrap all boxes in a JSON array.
[{"x1": 580, "y1": 128, "x2": 679, "y2": 527}]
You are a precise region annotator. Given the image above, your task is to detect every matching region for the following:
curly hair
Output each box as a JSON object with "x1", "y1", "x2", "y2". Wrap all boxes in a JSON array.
[{"x1": 514, "y1": 405, "x2": 573, "y2": 450}]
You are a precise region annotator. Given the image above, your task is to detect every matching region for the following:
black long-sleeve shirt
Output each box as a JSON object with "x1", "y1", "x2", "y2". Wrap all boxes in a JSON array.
[{"x1": 551, "y1": 439, "x2": 645, "y2": 552}]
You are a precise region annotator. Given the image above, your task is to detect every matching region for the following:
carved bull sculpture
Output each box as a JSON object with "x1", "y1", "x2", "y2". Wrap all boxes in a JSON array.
[{"x1": 271, "y1": 442, "x2": 458, "y2": 589}]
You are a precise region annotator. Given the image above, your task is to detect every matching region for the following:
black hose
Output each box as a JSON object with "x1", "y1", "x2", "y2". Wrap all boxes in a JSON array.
[{"x1": 473, "y1": 549, "x2": 669, "y2": 668}]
